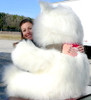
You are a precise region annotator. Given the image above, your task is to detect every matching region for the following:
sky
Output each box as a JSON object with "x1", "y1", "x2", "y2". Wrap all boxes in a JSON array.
[{"x1": 0, "y1": 0, "x2": 64, "y2": 19}]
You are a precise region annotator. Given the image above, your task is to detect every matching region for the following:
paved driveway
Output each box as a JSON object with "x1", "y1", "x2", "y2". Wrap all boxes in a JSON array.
[{"x1": 0, "y1": 39, "x2": 17, "y2": 53}]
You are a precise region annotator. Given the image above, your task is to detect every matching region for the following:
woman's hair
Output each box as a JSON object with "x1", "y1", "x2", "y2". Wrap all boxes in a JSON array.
[{"x1": 20, "y1": 18, "x2": 33, "y2": 39}]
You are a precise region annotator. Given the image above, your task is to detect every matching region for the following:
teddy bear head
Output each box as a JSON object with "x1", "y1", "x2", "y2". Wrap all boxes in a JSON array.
[{"x1": 33, "y1": 1, "x2": 83, "y2": 47}]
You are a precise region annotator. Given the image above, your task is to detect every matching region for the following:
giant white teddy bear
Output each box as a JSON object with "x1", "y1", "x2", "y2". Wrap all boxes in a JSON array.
[{"x1": 3, "y1": 1, "x2": 89, "y2": 100}]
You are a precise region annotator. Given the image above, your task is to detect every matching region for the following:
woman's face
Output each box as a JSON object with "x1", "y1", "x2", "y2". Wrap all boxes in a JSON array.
[{"x1": 21, "y1": 22, "x2": 33, "y2": 40}]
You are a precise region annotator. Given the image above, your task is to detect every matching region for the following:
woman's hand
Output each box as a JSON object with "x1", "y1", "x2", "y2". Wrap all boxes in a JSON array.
[
  {"x1": 62, "y1": 44, "x2": 78, "y2": 57},
  {"x1": 77, "y1": 45, "x2": 84, "y2": 53}
]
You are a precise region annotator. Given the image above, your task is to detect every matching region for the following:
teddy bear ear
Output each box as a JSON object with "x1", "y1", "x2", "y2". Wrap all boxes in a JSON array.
[{"x1": 39, "y1": 1, "x2": 53, "y2": 12}]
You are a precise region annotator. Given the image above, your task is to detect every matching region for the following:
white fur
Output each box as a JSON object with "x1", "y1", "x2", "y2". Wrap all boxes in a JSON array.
[
  {"x1": 11, "y1": 40, "x2": 60, "y2": 73},
  {"x1": 4, "y1": 48, "x2": 89, "y2": 99},
  {"x1": 33, "y1": 2, "x2": 83, "y2": 47},
  {"x1": 3, "y1": 1, "x2": 89, "y2": 100}
]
